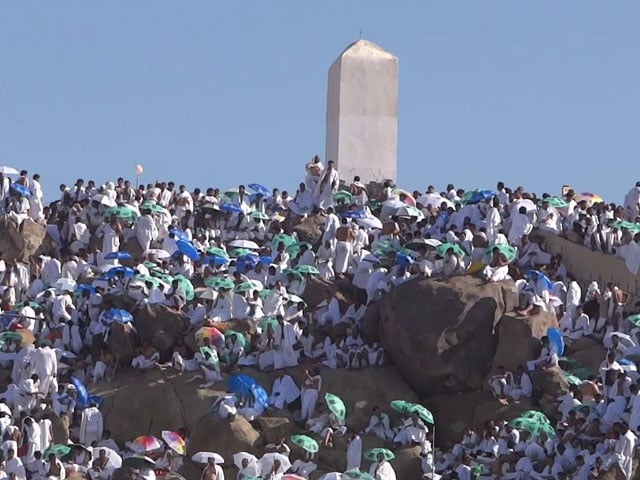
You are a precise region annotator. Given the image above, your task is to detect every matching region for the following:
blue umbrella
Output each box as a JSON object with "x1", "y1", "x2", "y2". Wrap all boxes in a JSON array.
[
  {"x1": 546, "y1": 327, "x2": 565, "y2": 356},
  {"x1": 528, "y1": 270, "x2": 553, "y2": 290},
  {"x1": 104, "y1": 251, "x2": 133, "y2": 261},
  {"x1": 227, "y1": 374, "x2": 256, "y2": 397},
  {"x1": 260, "y1": 256, "x2": 272, "y2": 264},
  {"x1": 71, "y1": 376, "x2": 89, "y2": 408},
  {"x1": 343, "y1": 210, "x2": 367, "y2": 219},
  {"x1": 104, "y1": 266, "x2": 135, "y2": 278},
  {"x1": 10, "y1": 183, "x2": 31, "y2": 197},
  {"x1": 395, "y1": 253, "x2": 414, "y2": 266},
  {"x1": 203, "y1": 256, "x2": 228, "y2": 266},
  {"x1": 169, "y1": 228, "x2": 190, "y2": 242},
  {"x1": 220, "y1": 203, "x2": 243, "y2": 214},
  {"x1": 251, "y1": 384, "x2": 270, "y2": 410},
  {"x1": 463, "y1": 189, "x2": 496, "y2": 204},
  {"x1": 176, "y1": 239, "x2": 200, "y2": 261},
  {"x1": 248, "y1": 183, "x2": 269, "y2": 197},
  {"x1": 103, "y1": 308, "x2": 133, "y2": 324}
]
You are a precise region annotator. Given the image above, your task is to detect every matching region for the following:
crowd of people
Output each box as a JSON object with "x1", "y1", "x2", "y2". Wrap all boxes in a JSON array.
[{"x1": 0, "y1": 158, "x2": 637, "y2": 480}]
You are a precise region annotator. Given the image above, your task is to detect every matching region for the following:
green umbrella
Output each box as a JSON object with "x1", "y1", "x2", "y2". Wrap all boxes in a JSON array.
[
  {"x1": 485, "y1": 243, "x2": 517, "y2": 263},
  {"x1": 44, "y1": 444, "x2": 72, "y2": 458},
  {"x1": 290, "y1": 434, "x2": 319, "y2": 453},
  {"x1": 258, "y1": 288, "x2": 272, "y2": 299},
  {"x1": 205, "y1": 277, "x2": 234, "y2": 289},
  {"x1": 366, "y1": 200, "x2": 381, "y2": 210},
  {"x1": 558, "y1": 356, "x2": 580, "y2": 370},
  {"x1": 140, "y1": 201, "x2": 167, "y2": 214},
  {"x1": 224, "y1": 330, "x2": 247, "y2": 348},
  {"x1": 0, "y1": 332, "x2": 23, "y2": 345},
  {"x1": 324, "y1": 392, "x2": 347, "y2": 421},
  {"x1": 206, "y1": 247, "x2": 229, "y2": 259},
  {"x1": 173, "y1": 274, "x2": 195, "y2": 301},
  {"x1": 343, "y1": 469, "x2": 375, "y2": 480},
  {"x1": 543, "y1": 197, "x2": 568, "y2": 208},
  {"x1": 563, "y1": 373, "x2": 583, "y2": 386},
  {"x1": 509, "y1": 417, "x2": 556, "y2": 437},
  {"x1": 286, "y1": 241, "x2": 312, "y2": 256},
  {"x1": 629, "y1": 314, "x2": 640, "y2": 328},
  {"x1": 271, "y1": 233, "x2": 296, "y2": 250},
  {"x1": 229, "y1": 248, "x2": 254, "y2": 258},
  {"x1": 364, "y1": 448, "x2": 395, "y2": 462},
  {"x1": 295, "y1": 264, "x2": 320, "y2": 275},
  {"x1": 376, "y1": 240, "x2": 400, "y2": 254},
  {"x1": 334, "y1": 190, "x2": 353, "y2": 203},
  {"x1": 519, "y1": 410, "x2": 550, "y2": 424},
  {"x1": 569, "y1": 367, "x2": 592, "y2": 381},
  {"x1": 436, "y1": 243, "x2": 466, "y2": 258},
  {"x1": 134, "y1": 274, "x2": 161, "y2": 287},
  {"x1": 105, "y1": 206, "x2": 138, "y2": 220},
  {"x1": 14, "y1": 301, "x2": 40, "y2": 310},
  {"x1": 250, "y1": 210, "x2": 269, "y2": 221},
  {"x1": 283, "y1": 269, "x2": 304, "y2": 280},
  {"x1": 235, "y1": 280, "x2": 263, "y2": 293},
  {"x1": 260, "y1": 316, "x2": 278, "y2": 330},
  {"x1": 199, "y1": 346, "x2": 219, "y2": 365},
  {"x1": 389, "y1": 400, "x2": 435, "y2": 424}
]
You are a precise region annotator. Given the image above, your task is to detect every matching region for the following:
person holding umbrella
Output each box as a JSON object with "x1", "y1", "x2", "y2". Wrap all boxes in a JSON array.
[{"x1": 200, "y1": 456, "x2": 224, "y2": 480}]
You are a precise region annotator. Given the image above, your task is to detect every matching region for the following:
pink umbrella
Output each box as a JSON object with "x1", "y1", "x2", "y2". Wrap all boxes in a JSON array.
[
  {"x1": 161, "y1": 430, "x2": 186, "y2": 455},
  {"x1": 393, "y1": 189, "x2": 416, "y2": 206},
  {"x1": 131, "y1": 435, "x2": 162, "y2": 453}
]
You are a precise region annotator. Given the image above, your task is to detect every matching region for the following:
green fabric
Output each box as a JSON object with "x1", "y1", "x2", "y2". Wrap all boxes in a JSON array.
[
  {"x1": 324, "y1": 392, "x2": 347, "y2": 421},
  {"x1": 364, "y1": 448, "x2": 395, "y2": 462},
  {"x1": 290, "y1": 434, "x2": 319, "y2": 453}
]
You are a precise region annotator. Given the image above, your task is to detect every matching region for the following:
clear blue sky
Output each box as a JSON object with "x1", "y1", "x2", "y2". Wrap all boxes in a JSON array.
[{"x1": 2, "y1": 1, "x2": 639, "y2": 202}]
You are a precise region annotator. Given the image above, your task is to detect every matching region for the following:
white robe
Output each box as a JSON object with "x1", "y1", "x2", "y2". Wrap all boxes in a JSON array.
[
  {"x1": 369, "y1": 461, "x2": 396, "y2": 480},
  {"x1": 80, "y1": 406, "x2": 104, "y2": 446},
  {"x1": 269, "y1": 375, "x2": 300, "y2": 410},
  {"x1": 346, "y1": 435, "x2": 362, "y2": 470}
]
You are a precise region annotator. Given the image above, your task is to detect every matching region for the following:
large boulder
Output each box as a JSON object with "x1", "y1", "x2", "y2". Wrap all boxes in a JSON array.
[
  {"x1": 256, "y1": 413, "x2": 295, "y2": 444},
  {"x1": 568, "y1": 337, "x2": 606, "y2": 375},
  {"x1": 0, "y1": 218, "x2": 53, "y2": 262},
  {"x1": 425, "y1": 391, "x2": 492, "y2": 445},
  {"x1": 531, "y1": 366, "x2": 570, "y2": 397},
  {"x1": 188, "y1": 415, "x2": 263, "y2": 461},
  {"x1": 291, "y1": 215, "x2": 324, "y2": 245},
  {"x1": 473, "y1": 397, "x2": 535, "y2": 431},
  {"x1": 302, "y1": 277, "x2": 354, "y2": 311},
  {"x1": 106, "y1": 322, "x2": 138, "y2": 363},
  {"x1": 492, "y1": 310, "x2": 558, "y2": 372},
  {"x1": 135, "y1": 304, "x2": 188, "y2": 356},
  {"x1": 379, "y1": 276, "x2": 519, "y2": 395}
]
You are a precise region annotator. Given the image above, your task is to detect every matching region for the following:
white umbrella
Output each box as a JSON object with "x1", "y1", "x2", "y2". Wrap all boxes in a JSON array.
[
  {"x1": 380, "y1": 199, "x2": 405, "y2": 220},
  {"x1": 232, "y1": 452, "x2": 260, "y2": 470},
  {"x1": 285, "y1": 294, "x2": 305, "y2": 304},
  {"x1": 258, "y1": 452, "x2": 291, "y2": 474},
  {"x1": 604, "y1": 332, "x2": 636, "y2": 349},
  {"x1": 53, "y1": 278, "x2": 76, "y2": 293},
  {"x1": 0, "y1": 166, "x2": 19, "y2": 175},
  {"x1": 92, "y1": 447, "x2": 122, "y2": 469},
  {"x1": 356, "y1": 216, "x2": 383, "y2": 230},
  {"x1": 406, "y1": 238, "x2": 442, "y2": 249},
  {"x1": 191, "y1": 451, "x2": 224, "y2": 464},
  {"x1": 197, "y1": 289, "x2": 217, "y2": 301},
  {"x1": 144, "y1": 249, "x2": 171, "y2": 259},
  {"x1": 92, "y1": 194, "x2": 117, "y2": 208},
  {"x1": 395, "y1": 205, "x2": 425, "y2": 221},
  {"x1": 229, "y1": 239, "x2": 260, "y2": 249}
]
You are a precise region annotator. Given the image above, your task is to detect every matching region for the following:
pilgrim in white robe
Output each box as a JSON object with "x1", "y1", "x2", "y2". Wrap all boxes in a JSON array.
[
  {"x1": 369, "y1": 460, "x2": 397, "y2": 480},
  {"x1": 80, "y1": 406, "x2": 104, "y2": 446},
  {"x1": 269, "y1": 375, "x2": 300, "y2": 410},
  {"x1": 346, "y1": 435, "x2": 362, "y2": 470}
]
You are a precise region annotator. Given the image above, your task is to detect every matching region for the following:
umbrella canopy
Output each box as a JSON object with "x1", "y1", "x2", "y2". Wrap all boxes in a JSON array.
[
  {"x1": 325, "y1": 392, "x2": 347, "y2": 421},
  {"x1": 485, "y1": 243, "x2": 517, "y2": 264},
  {"x1": 542, "y1": 197, "x2": 568, "y2": 208},
  {"x1": 260, "y1": 317, "x2": 278, "y2": 331},
  {"x1": 343, "y1": 469, "x2": 375, "y2": 480},
  {"x1": 191, "y1": 451, "x2": 224, "y2": 464},
  {"x1": 0, "y1": 331, "x2": 24, "y2": 346},
  {"x1": 404, "y1": 238, "x2": 442, "y2": 250},
  {"x1": 364, "y1": 448, "x2": 395, "y2": 462},
  {"x1": 629, "y1": 314, "x2": 640, "y2": 328},
  {"x1": 294, "y1": 264, "x2": 320, "y2": 275},
  {"x1": 0, "y1": 166, "x2": 19, "y2": 175},
  {"x1": 389, "y1": 400, "x2": 434, "y2": 424},
  {"x1": 175, "y1": 239, "x2": 200, "y2": 261},
  {"x1": 251, "y1": 384, "x2": 270, "y2": 410},
  {"x1": 161, "y1": 431, "x2": 186, "y2": 455},
  {"x1": 271, "y1": 233, "x2": 296, "y2": 250},
  {"x1": 290, "y1": 434, "x2": 319, "y2": 453},
  {"x1": 283, "y1": 269, "x2": 304, "y2": 280},
  {"x1": 10, "y1": 183, "x2": 31, "y2": 197},
  {"x1": 229, "y1": 239, "x2": 260, "y2": 249},
  {"x1": 196, "y1": 288, "x2": 217, "y2": 301},
  {"x1": 248, "y1": 183, "x2": 270, "y2": 196},
  {"x1": 334, "y1": 190, "x2": 353, "y2": 203},
  {"x1": 527, "y1": 270, "x2": 553, "y2": 290},
  {"x1": 105, "y1": 206, "x2": 138, "y2": 220},
  {"x1": 91, "y1": 194, "x2": 117, "y2": 208},
  {"x1": 225, "y1": 330, "x2": 247, "y2": 348},
  {"x1": 233, "y1": 452, "x2": 259, "y2": 470},
  {"x1": 92, "y1": 447, "x2": 122, "y2": 469},
  {"x1": 195, "y1": 327, "x2": 224, "y2": 348},
  {"x1": 205, "y1": 276, "x2": 235, "y2": 290},
  {"x1": 235, "y1": 280, "x2": 264, "y2": 293},
  {"x1": 509, "y1": 417, "x2": 556, "y2": 437},
  {"x1": 343, "y1": 210, "x2": 367, "y2": 219},
  {"x1": 575, "y1": 192, "x2": 604, "y2": 206},
  {"x1": 230, "y1": 248, "x2": 255, "y2": 258},
  {"x1": 259, "y1": 452, "x2": 292, "y2": 474},
  {"x1": 123, "y1": 455, "x2": 156, "y2": 470},
  {"x1": 220, "y1": 203, "x2": 243, "y2": 214},
  {"x1": 104, "y1": 251, "x2": 133, "y2": 261},
  {"x1": 564, "y1": 373, "x2": 583, "y2": 386},
  {"x1": 103, "y1": 308, "x2": 133, "y2": 324},
  {"x1": 103, "y1": 266, "x2": 135, "y2": 278},
  {"x1": 144, "y1": 249, "x2": 171, "y2": 259},
  {"x1": 462, "y1": 189, "x2": 496, "y2": 204},
  {"x1": 173, "y1": 274, "x2": 195, "y2": 301},
  {"x1": 436, "y1": 243, "x2": 465, "y2": 258},
  {"x1": 140, "y1": 201, "x2": 168, "y2": 214},
  {"x1": 131, "y1": 435, "x2": 163, "y2": 453},
  {"x1": 250, "y1": 210, "x2": 269, "y2": 221},
  {"x1": 227, "y1": 373, "x2": 256, "y2": 397},
  {"x1": 604, "y1": 331, "x2": 635, "y2": 349},
  {"x1": 44, "y1": 444, "x2": 72, "y2": 458},
  {"x1": 395, "y1": 205, "x2": 425, "y2": 221},
  {"x1": 546, "y1": 327, "x2": 565, "y2": 356},
  {"x1": 519, "y1": 410, "x2": 550, "y2": 424}
]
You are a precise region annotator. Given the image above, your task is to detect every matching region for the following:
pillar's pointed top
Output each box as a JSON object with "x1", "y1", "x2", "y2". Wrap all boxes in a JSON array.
[{"x1": 338, "y1": 39, "x2": 397, "y2": 60}]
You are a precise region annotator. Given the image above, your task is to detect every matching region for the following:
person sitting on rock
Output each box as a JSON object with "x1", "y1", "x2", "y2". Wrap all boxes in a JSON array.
[
  {"x1": 362, "y1": 406, "x2": 393, "y2": 441},
  {"x1": 526, "y1": 336, "x2": 558, "y2": 372},
  {"x1": 488, "y1": 365, "x2": 514, "y2": 399},
  {"x1": 131, "y1": 343, "x2": 159, "y2": 372}
]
